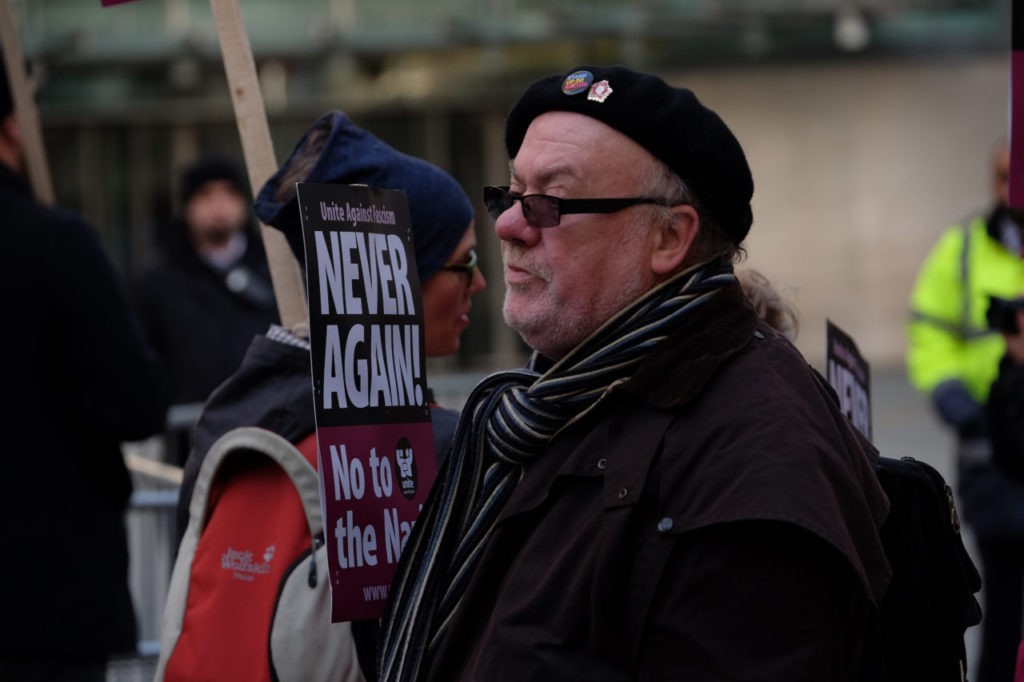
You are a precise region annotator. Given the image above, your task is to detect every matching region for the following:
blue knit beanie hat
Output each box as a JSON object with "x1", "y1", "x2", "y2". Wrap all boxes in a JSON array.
[{"x1": 254, "y1": 111, "x2": 474, "y2": 282}]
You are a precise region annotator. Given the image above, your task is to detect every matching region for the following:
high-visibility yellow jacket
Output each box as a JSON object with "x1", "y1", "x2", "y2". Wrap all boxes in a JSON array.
[{"x1": 907, "y1": 214, "x2": 1024, "y2": 403}]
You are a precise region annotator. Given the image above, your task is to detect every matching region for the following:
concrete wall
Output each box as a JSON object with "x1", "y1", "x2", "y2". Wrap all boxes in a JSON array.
[{"x1": 663, "y1": 54, "x2": 1008, "y2": 371}]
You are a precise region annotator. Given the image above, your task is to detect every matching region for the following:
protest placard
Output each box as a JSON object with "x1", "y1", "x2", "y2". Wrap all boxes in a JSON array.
[
  {"x1": 296, "y1": 181, "x2": 436, "y2": 622},
  {"x1": 825, "y1": 319, "x2": 872, "y2": 442}
]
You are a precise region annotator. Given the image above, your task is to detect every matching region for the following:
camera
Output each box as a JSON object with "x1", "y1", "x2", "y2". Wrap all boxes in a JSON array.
[{"x1": 986, "y1": 295, "x2": 1024, "y2": 334}]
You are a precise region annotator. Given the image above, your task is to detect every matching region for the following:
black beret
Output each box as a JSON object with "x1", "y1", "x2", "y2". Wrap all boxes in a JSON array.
[{"x1": 505, "y1": 65, "x2": 754, "y2": 244}]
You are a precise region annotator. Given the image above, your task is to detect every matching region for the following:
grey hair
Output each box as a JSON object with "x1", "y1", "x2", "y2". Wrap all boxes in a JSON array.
[
  {"x1": 736, "y1": 268, "x2": 800, "y2": 341},
  {"x1": 639, "y1": 159, "x2": 744, "y2": 266}
]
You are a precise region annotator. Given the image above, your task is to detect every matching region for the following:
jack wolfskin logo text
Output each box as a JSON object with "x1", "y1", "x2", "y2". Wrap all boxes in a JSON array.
[{"x1": 221, "y1": 546, "x2": 274, "y2": 582}]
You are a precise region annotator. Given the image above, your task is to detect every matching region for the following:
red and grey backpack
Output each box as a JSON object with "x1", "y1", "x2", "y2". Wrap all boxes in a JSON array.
[{"x1": 155, "y1": 426, "x2": 365, "y2": 682}]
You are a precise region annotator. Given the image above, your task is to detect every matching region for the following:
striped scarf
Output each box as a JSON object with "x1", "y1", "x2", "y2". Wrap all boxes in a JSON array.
[{"x1": 378, "y1": 259, "x2": 735, "y2": 681}]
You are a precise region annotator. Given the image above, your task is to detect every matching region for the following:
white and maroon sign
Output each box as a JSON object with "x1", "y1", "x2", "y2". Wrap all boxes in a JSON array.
[{"x1": 296, "y1": 182, "x2": 436, "y2": 622}]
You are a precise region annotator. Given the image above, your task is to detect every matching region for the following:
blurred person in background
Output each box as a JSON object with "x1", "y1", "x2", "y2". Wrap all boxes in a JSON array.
[
  {"x1": 130, "y1": 154, "x2": 278, "y2": 463},
  {"x1": 0, "y1": 54, "x2": 170, "y2": 681},
  {"x1": 906, "y1": 138, "x2": 1024, "y2": 682},
  {"x1": 986, "y1": 303, "x2": 1024, "y2": 682}
]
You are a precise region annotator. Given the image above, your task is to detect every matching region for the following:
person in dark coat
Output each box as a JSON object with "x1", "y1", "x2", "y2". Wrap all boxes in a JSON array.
[
  {"x1": 378, "y1": 65, "x2": 892, "y2": 682},
  {"x1": 130, "y1": 155, "x2": 279, "y2": 413},
  {"x1": 989, "y1": 306, "x2": 1024, "y2": 484},
  {"x1": 907, "y1": 139, "x2": 1024, "y2": 682},
  {"x1": 0, "y1": 58, "x2": 170, "y2": 681},
  {"x1": 984, "y1": 304, "x2": 1024, "y2": 679}
]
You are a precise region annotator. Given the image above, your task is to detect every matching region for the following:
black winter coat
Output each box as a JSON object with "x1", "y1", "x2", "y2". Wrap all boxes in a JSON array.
[
  {"x1": 423, "y1": 283, "x2": 892, "y2": 681},
  {"x1": 989, "y1": 354, "x2": 1024, "y2": 485},
  {"x1": 0, "y1": 165, "x2": 170, "y2": 661},
  {"x1": 129, "y1": 219, "x2": 278, "y2": 407}
]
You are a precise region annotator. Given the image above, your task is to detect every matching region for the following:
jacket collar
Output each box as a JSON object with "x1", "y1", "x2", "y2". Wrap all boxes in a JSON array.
[{"x1": 621, "y1": 280, "x2": 759, "y2": 409}]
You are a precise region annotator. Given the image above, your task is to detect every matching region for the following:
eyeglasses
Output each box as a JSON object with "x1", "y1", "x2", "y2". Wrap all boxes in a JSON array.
[
  {"x1": 439, "y1": 248, "x2": 478, "y2": 285},
  {"x1": 483, "y1": 185, "x2": 674, "y2": 229}
]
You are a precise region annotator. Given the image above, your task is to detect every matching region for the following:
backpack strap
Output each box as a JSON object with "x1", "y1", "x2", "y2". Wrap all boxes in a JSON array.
[
  {"x1": 188, "y1": 426, "x2": 322, "y2": 539},
  {"x1": 155, "y1": 426, "x2": 321, "y2": 681}
]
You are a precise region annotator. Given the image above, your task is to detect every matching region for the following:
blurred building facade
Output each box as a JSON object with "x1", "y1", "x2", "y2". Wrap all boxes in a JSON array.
[{"x1": 12, "y1": 0, "x2": 1015, "y2": 372}]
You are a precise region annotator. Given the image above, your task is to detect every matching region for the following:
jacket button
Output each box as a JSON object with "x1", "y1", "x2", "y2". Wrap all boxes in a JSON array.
[
  {"x1": 597, "y1": 458, "x2": 607, "y2": 470},
  {"x1": 657, "y1": 517, "x2": 674, "y2": 533},
  {"x1": 617, "y1": 487, "x2": 628, "y2": 500}
]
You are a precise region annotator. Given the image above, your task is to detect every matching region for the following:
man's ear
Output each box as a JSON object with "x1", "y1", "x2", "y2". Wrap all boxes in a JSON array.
[{"x1": 650, "y1": 204, "x2": 699, "y2": 276}]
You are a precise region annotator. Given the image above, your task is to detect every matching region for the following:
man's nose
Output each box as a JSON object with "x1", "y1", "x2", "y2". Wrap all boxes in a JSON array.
[{"x1": 493, "y1": 200, "x2": 541, "y2": 247}]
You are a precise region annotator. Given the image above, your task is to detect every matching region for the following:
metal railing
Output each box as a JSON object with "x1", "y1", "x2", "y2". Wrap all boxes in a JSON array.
[{"x1": 116, "y1": 416, "x2": 190, "y2": 682}]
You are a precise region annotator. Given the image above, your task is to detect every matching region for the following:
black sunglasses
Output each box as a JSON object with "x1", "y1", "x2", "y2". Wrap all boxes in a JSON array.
[
  {"x1": 483, "y1": 185, "x2": 674, "y2": 229},
  {"x1": 439, "y1": 248, "x2": 478, "y2": 285}
]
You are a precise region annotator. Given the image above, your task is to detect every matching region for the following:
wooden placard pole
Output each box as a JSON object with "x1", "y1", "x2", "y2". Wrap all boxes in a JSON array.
[
  {"x1": 210, "y1": 0, "x2": 307, "y2": 330},
  {"x1": 0, "y1": 0, "x2": 55, "y2": 205}
]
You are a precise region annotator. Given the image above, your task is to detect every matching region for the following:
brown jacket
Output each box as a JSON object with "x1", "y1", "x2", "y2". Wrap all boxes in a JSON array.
[{"x1": 427, "y1": 283, "x2": 892, "y2": 681}]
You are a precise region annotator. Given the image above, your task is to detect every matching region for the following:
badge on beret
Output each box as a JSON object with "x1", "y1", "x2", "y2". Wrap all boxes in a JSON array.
[
  {"x1": 587, "y1": 80, "x2": 613, "y2": 103},
  {"x1": 561, "y1": 70, "x2": 593, "y2": 96}
]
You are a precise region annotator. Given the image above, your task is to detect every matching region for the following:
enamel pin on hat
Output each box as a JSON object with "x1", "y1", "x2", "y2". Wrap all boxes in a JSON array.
[
  {"x1": 587, "y1": 80, "x2": 613, "y2": 103},
  {"x1": 561, "y1": 70, "x2": 594, "y2": 96}
]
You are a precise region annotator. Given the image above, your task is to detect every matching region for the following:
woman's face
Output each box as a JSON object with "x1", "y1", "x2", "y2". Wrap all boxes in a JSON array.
[{"x1": 421, "y1": 222, "x2": 486, "y2": 357}]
